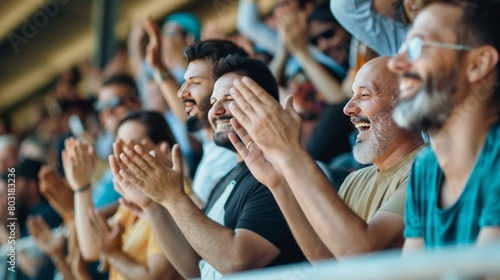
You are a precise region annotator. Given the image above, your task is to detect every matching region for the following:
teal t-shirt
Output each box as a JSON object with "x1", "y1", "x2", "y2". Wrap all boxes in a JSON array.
[{"x1": 404, "y1": 122, "x2": 500, "y2": 248}]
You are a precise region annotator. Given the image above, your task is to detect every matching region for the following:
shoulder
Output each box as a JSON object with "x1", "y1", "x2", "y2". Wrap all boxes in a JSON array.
[
  {"x1": 413, "y1": 146, "x2": 437, "y2": 169},
  {"x1": 339, "y1": 165, "x2": 377, "y2": 192},
  {"x1": 344, "y1": 165, "x2": 377, "y2": 182}
]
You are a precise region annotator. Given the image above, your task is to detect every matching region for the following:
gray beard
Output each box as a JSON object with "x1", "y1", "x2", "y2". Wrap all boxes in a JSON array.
[
  {"x1": 393, "y1": 63, "x2": 459, "y2": 133},
  {"x1": 353, "y1": 107, "x2": 399, "y2": 165}
]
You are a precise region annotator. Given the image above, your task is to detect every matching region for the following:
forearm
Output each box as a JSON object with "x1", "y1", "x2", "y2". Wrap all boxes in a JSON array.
[
  {"x1": 158, "y1": 79, "x2": 186, "y2": 124},
  {"x1": 162, "y1": 194, "x2": 250, "y2": 274},
  {"x1": 127, "y1": 39, "x2": 145, "y2": 79},
  {"x1": 294, "y1": 51, "x2": 345, "y2": 104},
  {"x1": 237, "y1": 0, "x2": 278, "y2": 55},
  {"x1": 74, "y1": 191, "x2": 99, "y2": 260},
  {"x1": 276, "y1": 149, "x2": 373, "y2": 258},
  {"x1": 271, "y1": 182, "x2": 333, "y2": 261},
  {"x1": 268, "y1": 44, "x2": 289, "y2": 87},
  {"x1": 330, "y1": 0, "x2": 408, "y2": 56},
  {"x1": 143, "y1": 202, "x2": 201, "y2": 279}
]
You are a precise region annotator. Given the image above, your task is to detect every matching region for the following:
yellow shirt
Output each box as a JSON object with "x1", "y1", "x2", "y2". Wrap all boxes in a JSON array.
[
  {"x1": 339, "y1": 146, "x2": 424, "y2": 222},
  {"x1": 108, "y1": 206, "x2": 163, "y2": 280}
]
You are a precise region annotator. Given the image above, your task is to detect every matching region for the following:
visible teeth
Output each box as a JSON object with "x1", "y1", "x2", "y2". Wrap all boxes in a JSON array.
[
  {"x1": 216, "y1": 122, "x2": 232, "y2": 129},
  {"x1": 355, "y1": 123, "x2": 371, "y2": 129},
  {"x1": 400, "y1": 80, "x2": 418, "y2": 91}
]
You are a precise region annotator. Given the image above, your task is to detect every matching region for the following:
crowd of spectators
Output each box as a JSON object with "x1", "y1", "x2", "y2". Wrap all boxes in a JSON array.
[{"x1": 1, "y1": 0, "x2": 499, "y2": 279}]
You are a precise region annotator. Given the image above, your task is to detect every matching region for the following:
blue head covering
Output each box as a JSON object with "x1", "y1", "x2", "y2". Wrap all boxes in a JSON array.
[{"x1": 163, "y1": 12, "x2": 201, "y2": 41}]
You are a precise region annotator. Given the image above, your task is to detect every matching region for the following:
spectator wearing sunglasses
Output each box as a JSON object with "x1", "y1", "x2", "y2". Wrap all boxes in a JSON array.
[
  {"x1": 330, "y1": 0, "x2": 422, "y2": 57},
  {"x1": 237, "y1": 0, "x2": 348, "y2": 79},
  {"x1": 265, "y1": 3, "x2": 355, "y2": 178},
  {"x1": 92, "y1": 74, "x2": 142, "y2": 215}
]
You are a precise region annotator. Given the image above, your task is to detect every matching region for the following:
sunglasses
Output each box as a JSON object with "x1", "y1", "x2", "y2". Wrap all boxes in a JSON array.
[
  {"x1": 309, "y1": 28, "x2": 336, "y2": 46},
  {"x1": 398, "y1": 36, "x2": 474, "y2": 62},
  {"x1": 94, "y1": 97, "x2": 125, "y2": 113}
]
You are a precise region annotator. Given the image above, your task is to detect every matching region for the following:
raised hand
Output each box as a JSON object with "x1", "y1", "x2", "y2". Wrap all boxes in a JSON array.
[
  {"x1": 110, "y1": 154, "x2": 152, "y2": 211},
  {"x1": 116, "y1": 143, "x2": 184, "y2": 205},
  {"x1": 88, "y1": 209, "x2": 122, "y2": 257},
  {"x1": 229, "y1": 77, "x2": 302, "y2": 160},
  {"x1": 161, "y1": 32, "x2": 189, "y2": 71},
  {"x1": 274, "y1": 3, "x2": 309, "y2": 55},
  {"x1": 39, "y1": 166, "x2": 74, "y2": 220},
  {"x1": 27, "y1": 216, "x2": 66, "y2": 259},
  {"x1": 143, "y1": 17, "x2": 165, "y2": 72},
  {"x1": 228, "y1": 118, "x2": 285, "y2": 189},
  {"x1": 62, "y1": 138, "x2": 96, "y2": 191},
  {"x1": 111, "y1": 139, "x2": 173, "y2": 208}
]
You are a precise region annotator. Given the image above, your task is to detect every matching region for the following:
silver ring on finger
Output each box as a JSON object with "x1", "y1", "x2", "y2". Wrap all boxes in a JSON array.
[{"x1": 246, "y1": 140, "x2": 255, "y2": 150}]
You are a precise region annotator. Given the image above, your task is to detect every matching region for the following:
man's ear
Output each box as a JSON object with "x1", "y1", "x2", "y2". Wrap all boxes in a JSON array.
[{"x1": 467, "y1": 45, "x2": 499, "y2": 83}]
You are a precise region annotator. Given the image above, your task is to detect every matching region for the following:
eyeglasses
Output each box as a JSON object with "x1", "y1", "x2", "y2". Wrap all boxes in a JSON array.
[
  {"x1": 94, "y1": 97, "x2": 124, "y2": 113},
  {"x1": 309, "y1": 28, "x2": 336, "y2": 45},
  {"x1": 398, "y1": 36, "x2": 474, "y2": 61}
]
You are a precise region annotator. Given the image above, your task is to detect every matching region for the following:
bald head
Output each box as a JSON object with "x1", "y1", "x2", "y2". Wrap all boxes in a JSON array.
[
  {"x1": 353, "y1": 57, "x2": 399, "y2": 99},
  {"x1": 345, "y1": 57, "x2": 414, "y2": 167}
]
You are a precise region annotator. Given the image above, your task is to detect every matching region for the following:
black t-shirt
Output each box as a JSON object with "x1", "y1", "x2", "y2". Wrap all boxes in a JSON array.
[{"x1": 203, "y1": 162, "x2": 306, "y2": 267}]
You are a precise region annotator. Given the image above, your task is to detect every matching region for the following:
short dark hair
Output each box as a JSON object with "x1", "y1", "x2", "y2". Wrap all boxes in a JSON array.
[
  {"x1": 101, "y1": 74, "x2": 139, "y2": 100},
  {"x1": 212, "y1": 55, "x2": 279, "y2": 102},
  {"x1": 183, "y1": 40, "x2": 249, "y2": 64},
  {"x1": 116, "y1": 110, "x2": 177, "y2": 147},
  {"x1": 298, "y1": 0, "x2": 314, "y2": 9},
  {"x1": 308, "y1": 2, "x2": 339, "y2": 25}
]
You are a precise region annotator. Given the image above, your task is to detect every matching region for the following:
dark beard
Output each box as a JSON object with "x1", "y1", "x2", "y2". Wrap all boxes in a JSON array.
[
  {"x1": 214, "y1": 131, "x2": 237, "y2": 152},
  {"x1": 393, "y1": 64, "x2": 459, "y2": 133},
  {"x1": 186, "y1": 115, "x2": 209, "y2": 132}
]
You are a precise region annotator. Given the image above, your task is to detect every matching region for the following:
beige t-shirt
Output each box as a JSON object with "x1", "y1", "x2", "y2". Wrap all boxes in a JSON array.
[{"x1": 339, "y1": 146, "x2": 424, "y2": 222}]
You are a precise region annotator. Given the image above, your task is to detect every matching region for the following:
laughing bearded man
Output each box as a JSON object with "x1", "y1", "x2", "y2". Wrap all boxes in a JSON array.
[
  {"x1": 389, "y1": 0, "x2": 500, "y2": 250},
  {"x1": 227, "y1": 56, "x2": 425, "y2": 260}
]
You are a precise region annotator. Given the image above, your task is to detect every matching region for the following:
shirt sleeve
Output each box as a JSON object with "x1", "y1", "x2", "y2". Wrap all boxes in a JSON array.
[
  {"x1": 236, "y1": 1, "x2": 279, "y2": 55},
  {"x1": 235, "y1": 183, "x2": 290, "y2": 247},
  {"x1": 403, "y1": 161, "x2": 423, "y2": 238},
  {"x1": 330, "y1": 0, "x2": 409, "y2": 56}
]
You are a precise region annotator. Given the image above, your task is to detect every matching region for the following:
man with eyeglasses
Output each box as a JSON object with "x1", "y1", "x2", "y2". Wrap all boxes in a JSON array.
[{"x1": 389, "y1": 0, "x2": 500, "y2": 250}]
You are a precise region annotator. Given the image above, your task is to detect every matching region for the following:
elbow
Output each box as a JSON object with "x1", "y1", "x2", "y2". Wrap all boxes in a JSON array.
[
  {"x1": 236, "y1": 20, "x2": 251, "y2": 38},
  {"x1": 216, "y1": 250, "x2": 275, "y2": 275},
  {"x1": 333, "y1": 243, "x2": 378, "y2": 259},
  {"x1": 216, "y1": 259, "x2": 250, "y2": 275},
  {"x1": 180, "y1": 269, "x2": 201, "y2": 280},
  {"x1": 330, "y1": 0, "x2": 348, "y2": 19},
  {"x1": 305, "y1": 250, "x2": 334, "y2": 262}
]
